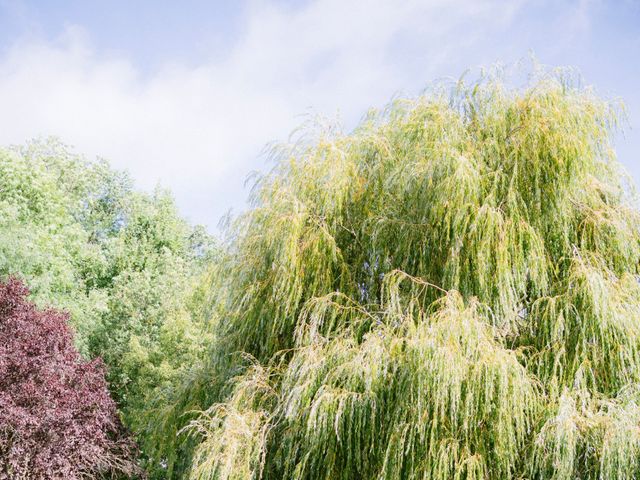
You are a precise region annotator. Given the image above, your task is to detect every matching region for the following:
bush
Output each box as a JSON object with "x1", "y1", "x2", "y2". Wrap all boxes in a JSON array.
[{"x1": 0, "y1": 278, "x2": 140, "y2": 479}]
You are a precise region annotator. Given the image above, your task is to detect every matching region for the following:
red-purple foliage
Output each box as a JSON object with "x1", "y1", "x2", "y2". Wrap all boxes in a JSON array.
[{"x1": 0, "y1": 278, "x2": 140, "y2": 479}]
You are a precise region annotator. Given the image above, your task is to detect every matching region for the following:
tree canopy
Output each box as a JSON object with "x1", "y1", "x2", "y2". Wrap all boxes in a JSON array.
[
  {"x1": 2, "y1": 64, "x2": 640, "y2": 480},
  {"x1": 147, "y1": 67, "x2": 640, "y2": 480},
  {"x1": 0, "y1": 140, "x2": 216, "y2": 476}
]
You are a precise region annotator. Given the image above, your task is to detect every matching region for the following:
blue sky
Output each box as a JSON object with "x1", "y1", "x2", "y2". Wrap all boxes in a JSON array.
[{"x1": 0, "y1": 0, "x2": 638, "y2": 229}]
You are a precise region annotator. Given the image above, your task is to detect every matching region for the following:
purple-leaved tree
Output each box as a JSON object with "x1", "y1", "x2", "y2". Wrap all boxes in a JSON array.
[{"x1": 0, "y1": 278, "x2": 140, "y2": 479}]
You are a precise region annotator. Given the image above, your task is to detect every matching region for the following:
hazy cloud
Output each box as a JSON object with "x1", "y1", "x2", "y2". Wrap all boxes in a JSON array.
[{"x1": 0, "y1": 0, "x2": 594, "y2": 228}]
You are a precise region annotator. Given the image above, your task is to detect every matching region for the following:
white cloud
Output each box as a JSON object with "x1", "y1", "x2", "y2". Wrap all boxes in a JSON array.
[{"x1": 0, "y1": 0, "x2": 528, "y2": 228}]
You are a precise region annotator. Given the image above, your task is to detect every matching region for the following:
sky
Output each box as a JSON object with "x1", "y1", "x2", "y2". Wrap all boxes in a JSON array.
[{"x1": 0, "y1": 0, "x2": 638, "y2": 230}]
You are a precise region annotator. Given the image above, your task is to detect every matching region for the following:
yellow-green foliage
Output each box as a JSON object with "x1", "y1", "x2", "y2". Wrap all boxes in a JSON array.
[{"x1": 151, "y1": 65, "x2": 640, "y2": 479}]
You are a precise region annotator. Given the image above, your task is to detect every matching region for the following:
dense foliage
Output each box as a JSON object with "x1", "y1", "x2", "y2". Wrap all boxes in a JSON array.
[
  {"x1": 0, "y1": 278, "x2": 139, "y2": 479},
  {"x1": 2, "y1": 65, "x2": 640, "y2": 479},
  {"x1": 0, "y1": 141, "x2": 216, "y2": 475},
  {"x1": 144, "y1": 67, "x2": 640, "y2": 479}
]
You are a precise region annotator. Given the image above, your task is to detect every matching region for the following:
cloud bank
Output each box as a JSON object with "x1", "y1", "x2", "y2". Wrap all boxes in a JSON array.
[{"x1": 0, "y1": 0, "x2": 609, "y2": 227}]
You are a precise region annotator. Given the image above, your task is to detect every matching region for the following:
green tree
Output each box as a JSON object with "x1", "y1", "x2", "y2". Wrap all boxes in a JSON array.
[
  {"x1": 0, "y1": 140, "x2": 125, "y2": 354},
  {"x1": 0, "y1": 139, "x2": 216, "y2": 476},
  {"x1": 155, "y1": 66, "x2": 640, "y2": 479}
]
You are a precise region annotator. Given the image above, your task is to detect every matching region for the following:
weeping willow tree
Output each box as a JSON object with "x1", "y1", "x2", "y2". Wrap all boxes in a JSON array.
[{"x1": 148, "y1": 65, "x2": 640, "y2": 479}]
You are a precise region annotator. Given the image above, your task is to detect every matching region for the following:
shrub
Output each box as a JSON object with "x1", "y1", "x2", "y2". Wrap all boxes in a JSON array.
[{"x1": 0, "y1": 278, "x2": 140, "y2": 479}]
